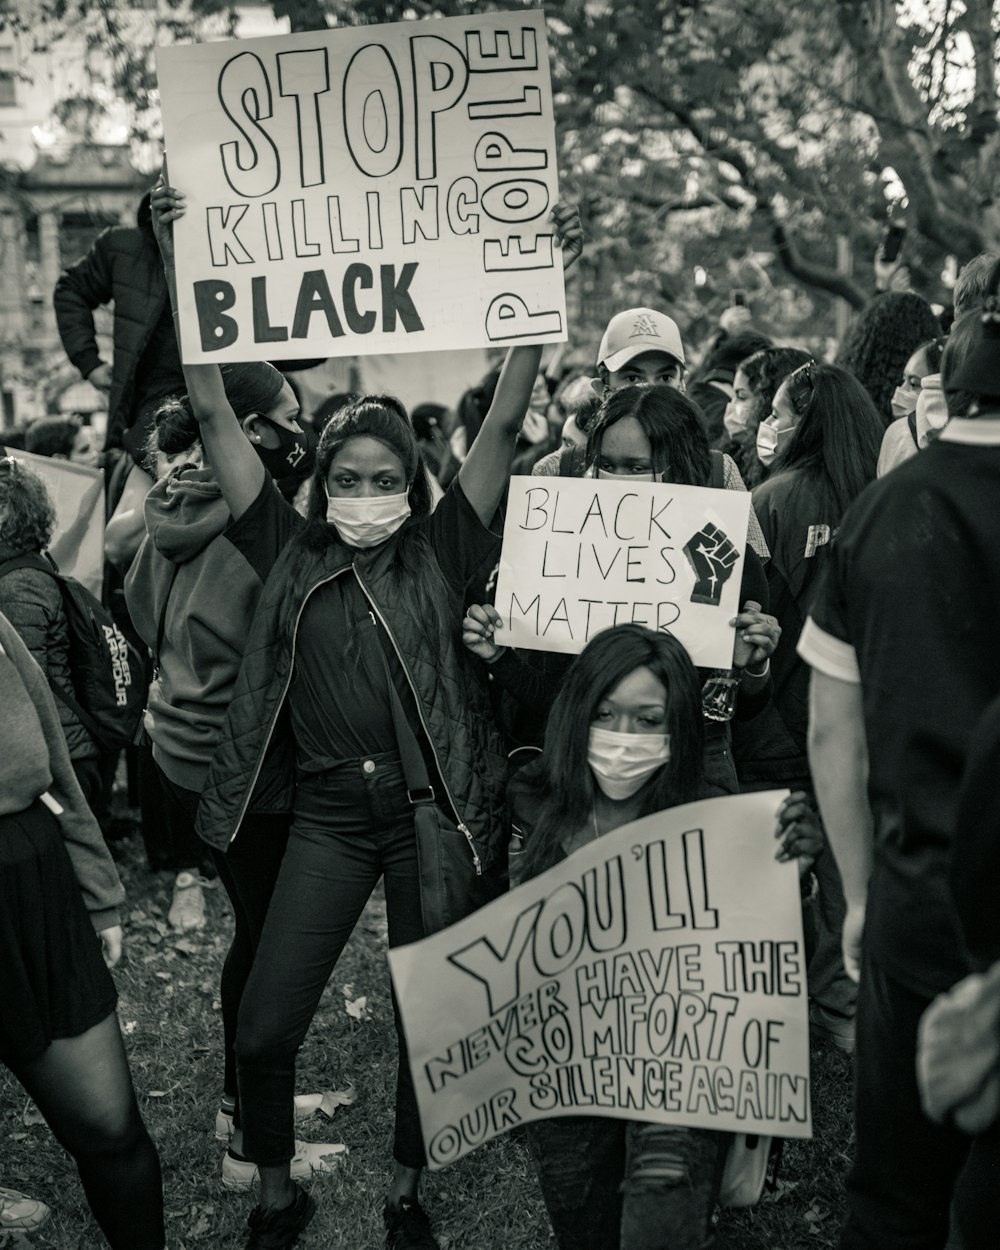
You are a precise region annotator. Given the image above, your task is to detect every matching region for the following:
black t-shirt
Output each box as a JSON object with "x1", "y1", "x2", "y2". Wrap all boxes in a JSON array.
[
  {"x1": 799, "y1": 421, "x2": 1000, "y2": 995},
  {"x1": 290, "y1": 572, "x2": 424, "y2": 772},
  {"x1": 749, "y1": 469, "x2": 838, "y2": 761}
]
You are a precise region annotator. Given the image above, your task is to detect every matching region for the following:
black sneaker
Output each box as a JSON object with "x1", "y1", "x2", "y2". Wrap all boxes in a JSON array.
[
  {"x1": 245, "y1": 1186, "x2": 316, "y2": 1249},
  {"x1": 383, "y1": 1197, "x2": 440, "y2": 1250}
]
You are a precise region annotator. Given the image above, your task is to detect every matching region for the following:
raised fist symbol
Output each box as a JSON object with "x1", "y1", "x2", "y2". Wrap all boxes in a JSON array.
[{"x1": 683, "y1": 523, "x2": 739, "y2": 606}]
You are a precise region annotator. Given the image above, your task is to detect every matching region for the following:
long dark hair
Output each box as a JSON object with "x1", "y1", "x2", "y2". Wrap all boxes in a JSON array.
[
  {"x1": 835, "y1": 292, "x2": 941, "y2": 424},
  {"x1": 586, "y1": 384, "x2": 712, "y2": 486},
  {"x1": 772, "y1": 363, "x2": 882, "y2": 519},
  {"x1": 520, "y1": 625, "x2": 705, "y2": 877},
  {"x1": 281, "y1": 393, "x2": 450, "y2": 652}
]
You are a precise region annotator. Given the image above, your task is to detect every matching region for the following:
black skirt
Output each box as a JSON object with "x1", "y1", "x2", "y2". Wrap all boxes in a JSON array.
[{"x1": 0, "y1": 800, "x2": 118, "y2": 1066}]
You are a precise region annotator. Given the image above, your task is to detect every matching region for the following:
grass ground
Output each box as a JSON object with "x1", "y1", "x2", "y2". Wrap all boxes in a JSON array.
[{"x1": 1, "y1": 830, "x2": 854, "y2": 1250}]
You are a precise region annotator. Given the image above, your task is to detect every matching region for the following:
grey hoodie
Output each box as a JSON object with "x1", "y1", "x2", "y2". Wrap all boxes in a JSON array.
[{"x1": 124, "y1": 465, "x2": 266, "y2": 791}]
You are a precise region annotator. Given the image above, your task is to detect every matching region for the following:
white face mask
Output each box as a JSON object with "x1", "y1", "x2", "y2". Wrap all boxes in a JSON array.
[
  {"x1": 890, "y1": 384, "x2": 919, "y2": 419},
  {"x1": 325, "y1": 491, "x2": 411, "y2": 548},
  {"x1": 587, "y1": 725, "x2": 671, "y2": 800},
  {"x1": 596, "y1": 468, "x2": 660, "y2": 482},
  {"x1": 724, "y1": 403, "x2": 752, "y2": 440},
  {"x1": 755, "y1": 415, "x2": 795, "y2": 468}
]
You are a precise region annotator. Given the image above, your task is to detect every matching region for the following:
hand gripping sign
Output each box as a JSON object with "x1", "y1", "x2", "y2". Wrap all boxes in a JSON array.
[
  {"x1": 389, "y1": 791, "x2": 812, "y2": 1169},
  {"x1": 492, "y1": 476, "x2": 752, "y2": 668},
  {"x1": 155, "y1": 9, "x2": 566, "y2": 363}
]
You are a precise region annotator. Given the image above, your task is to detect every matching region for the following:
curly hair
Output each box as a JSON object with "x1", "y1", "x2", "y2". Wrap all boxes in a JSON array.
[
  {"x1": 955, "y1": 252, "x2": 1000, "y2": 317},
  {"x1": 835, "y1": 293, "x2": 941, "y2": 425},
  {"x1": 0, "y1": 457, "x2": 57, "y2": 553}
]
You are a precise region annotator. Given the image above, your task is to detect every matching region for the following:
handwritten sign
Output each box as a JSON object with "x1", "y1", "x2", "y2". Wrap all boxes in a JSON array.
[
  {"x1": 155, "y1": 10, "x2": 565, "y2": 364},
  {"x1": 493, "y1": 476, "x2": 751, "y2": 667},
  {"x1": 390, "y1": 791, "x2": 811, "y2": 1169}
]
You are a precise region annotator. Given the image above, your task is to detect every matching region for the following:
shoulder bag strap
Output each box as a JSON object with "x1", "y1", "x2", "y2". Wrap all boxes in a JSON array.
[{"x1": 375, "y1": 633, "x2": 435, "y2": 806}]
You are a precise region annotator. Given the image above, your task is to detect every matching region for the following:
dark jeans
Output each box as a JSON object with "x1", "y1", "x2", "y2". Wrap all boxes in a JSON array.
[
  {"x1": 842, "y1": 951, "x2": 999, "y2": 1249},
  {"x1": 156, "y1": 768, "x2": 290, "y2": 1105},
  {"x1": 143, "y1": 745, "x2": 206, "y2": 875},
  {"x1": 527, "y1": 1116, "x2": 724, "y2": 1249},
  {"x1": 236, "y1": 752, "x2": 427, "y2": 1168},
  {"x1": 703, "y1": 722, "x2": 738, "y2": 796}
]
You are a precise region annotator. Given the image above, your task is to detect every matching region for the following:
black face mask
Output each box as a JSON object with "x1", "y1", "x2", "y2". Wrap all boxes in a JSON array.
[{"x1": 251, "y1": 418, "x2": 315, "y2": 480}]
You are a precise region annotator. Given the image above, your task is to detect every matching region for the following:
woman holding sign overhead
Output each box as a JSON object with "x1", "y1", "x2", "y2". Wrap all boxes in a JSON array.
[
  {"x1": 509, "y1": 623, "x2": 820, "y2": 1250},
  {"x1": 151, "y1": 178, "x2": 582, "y2": 1250}
]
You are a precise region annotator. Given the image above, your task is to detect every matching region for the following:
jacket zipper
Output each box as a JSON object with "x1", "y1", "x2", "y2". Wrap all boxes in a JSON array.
[
  {"x1": 228, "y1": 567, "x2": 347, "y2": 844},
  {"x1": 356, "y1": 571, "x2": 482, "y2": 877},
  {"x1": 230, "y1": 566, "x2": 484, "y2": 878}
]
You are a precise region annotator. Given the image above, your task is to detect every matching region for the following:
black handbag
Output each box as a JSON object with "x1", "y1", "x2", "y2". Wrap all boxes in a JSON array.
[{"x1": 378, "y1": 646, "x2": 507, "y2": 936}]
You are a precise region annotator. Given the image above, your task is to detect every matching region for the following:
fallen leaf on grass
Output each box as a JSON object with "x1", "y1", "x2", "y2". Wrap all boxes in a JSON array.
[
  {"x1": 22, "y1": 1100, "x2": 45, "y2": 1126},
  {"x1": 318, "y1": 1084, "x2": 357, "y2": 1120},
  {"x1": 148, "y1": 1090, "x2": 169, "y2": 1098},
  {"x1": 173, "y1": 938, "x2": 200, "y2": 956},
  {"x1": 344, "y1": 995, "x2": 371, "y2": 1021}
]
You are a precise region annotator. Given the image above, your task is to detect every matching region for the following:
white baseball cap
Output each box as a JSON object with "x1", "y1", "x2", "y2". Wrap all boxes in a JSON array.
[{"x1": 597, "y1": 308, "x2": 686, "y2": 372}]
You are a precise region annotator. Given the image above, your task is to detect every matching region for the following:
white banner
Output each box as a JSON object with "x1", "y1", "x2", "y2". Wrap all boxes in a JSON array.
[
  {"x1": 493, "y1": 476, "x2": 751, "y2": 667},
  {"x1": 390, "y1": 792, "x2": 811, "y2": 1169},
  {"x1": 156, "y1": 10, "x2": 566, "y2": 363}
]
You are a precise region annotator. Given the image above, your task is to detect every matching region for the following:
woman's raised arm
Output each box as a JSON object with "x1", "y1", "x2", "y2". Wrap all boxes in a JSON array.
[
  {"x1": 459, "y1": 202, "x2": 583, "y2": 526},
  {"x1": 151, "y1": 179, "x2": 265, "y2": 521}
]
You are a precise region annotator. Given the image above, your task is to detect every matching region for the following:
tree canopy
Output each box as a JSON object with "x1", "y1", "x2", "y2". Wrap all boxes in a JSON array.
[{"x1": 5, "y1": 0, "x2": 997, "y2": 344}]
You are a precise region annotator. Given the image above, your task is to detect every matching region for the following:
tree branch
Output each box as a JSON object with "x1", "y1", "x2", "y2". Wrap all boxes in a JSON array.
[{"x1": 768, "y1": 213, "x2": 869, "y2": 309}]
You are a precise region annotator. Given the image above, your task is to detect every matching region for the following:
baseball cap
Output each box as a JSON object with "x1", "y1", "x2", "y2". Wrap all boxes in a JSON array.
[{"x1": 597, "y1": 308, "x2": 686, "y2": 372}]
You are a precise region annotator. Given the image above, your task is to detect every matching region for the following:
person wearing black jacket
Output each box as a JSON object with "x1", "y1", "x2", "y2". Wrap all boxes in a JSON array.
[{"x1": 54, "y1": 191, "x2": 184, "y2": 457}]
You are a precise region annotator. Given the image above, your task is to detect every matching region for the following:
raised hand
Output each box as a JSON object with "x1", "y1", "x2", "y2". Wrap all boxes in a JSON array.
[
  {"x1": 683, "y1": 522, "x2": 739, "y2": 607},
  {"x1": 150, "y1": 162, "x2": 185, "y2": 269},
  {"x1": 550, "y1": 202, "x2": 583, "y2": 273}
]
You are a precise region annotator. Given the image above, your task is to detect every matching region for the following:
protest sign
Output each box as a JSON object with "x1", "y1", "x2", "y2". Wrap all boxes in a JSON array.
[
  {"x1": 390, "y1": 791, "x2": 811, "y2": 1169},
  {"x1": 156, "y1": 10, "x2": 565, "y2": 364},
  {"x1": 492, "y1": 476, "x2": 752, "y2": 668},
  {"x1": 0, "y1": 448, "x2": 104, "y2": 598}
]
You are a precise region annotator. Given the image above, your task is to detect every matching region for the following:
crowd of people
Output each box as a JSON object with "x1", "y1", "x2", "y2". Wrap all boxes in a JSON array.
[{"x1": 0, "y1": 161, "x2": 997, "y2": 1250}]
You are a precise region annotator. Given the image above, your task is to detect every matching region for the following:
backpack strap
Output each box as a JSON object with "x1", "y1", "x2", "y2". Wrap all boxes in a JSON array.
[
  {"x1": 0, "y1": 552, "x2": 103, "y2": 739},
  {"x1": 907, "y1": 410, "x2": 919, "y2": 448},
  {"x1": 709, "y1": 449, "x2": 726, "y2": 488},
  {"x1": 0, "y1": 552, "x2": 57, "y2": 579}
]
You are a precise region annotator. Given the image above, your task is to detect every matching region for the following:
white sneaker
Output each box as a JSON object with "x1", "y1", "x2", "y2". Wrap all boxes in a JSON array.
[
  {"x1": 214, "y1": 1093, "x2": 326, "y2": 1142},
  {"x1": 221, "y1": 1139, "x2": 347, "y2": 1191},
  {"x1": 168, "y1": 872, "x2": 209, "y2": 931},
  {"x1": 0, "y1": 1186, "x2": 51, "y2": 1233}
]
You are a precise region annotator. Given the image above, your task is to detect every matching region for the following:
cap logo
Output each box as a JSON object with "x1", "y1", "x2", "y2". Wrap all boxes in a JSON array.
[{"x1": 630, "y1": 314, "x2": 659, "y2": 339}]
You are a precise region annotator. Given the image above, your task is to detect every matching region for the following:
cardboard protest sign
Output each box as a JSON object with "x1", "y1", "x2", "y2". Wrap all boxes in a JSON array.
[
  {"x1": 0, "y1": 448, "x2": 104, "y2": 598},
  {"x1": 390, "y1": 791, "x2": 811, "y2": 1169},
  {"x1": 492, "y1": 476, "x2": 752, "y2": 668},
  {"x1": 156, "y1": 9, "x2": 565, "y2": 364}
]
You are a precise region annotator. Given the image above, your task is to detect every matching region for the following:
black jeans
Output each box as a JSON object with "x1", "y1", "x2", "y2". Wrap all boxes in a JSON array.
[
  {"x1": 527, "y1": 1116, "x2": 724, "y2": 1249},
  {"x1": 156, "y1": 768, "x2": 290, "y2": 1105},
  {"x1": 842, "y1": 950, "x2": 999, "y2": 1249},
  {"x1": 235, "y1": 752, "x2": 428, "y2": 1168}
]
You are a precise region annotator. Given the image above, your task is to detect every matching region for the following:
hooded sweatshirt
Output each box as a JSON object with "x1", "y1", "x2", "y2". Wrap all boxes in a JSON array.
[{"x1": 124, "y1": 465, "x2": 266, "y2": 791}]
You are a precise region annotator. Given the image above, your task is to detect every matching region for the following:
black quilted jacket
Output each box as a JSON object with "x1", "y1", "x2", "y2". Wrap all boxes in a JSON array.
[
  {"x1": 195, "y1": 502, "x2": 510, "y2": 930},
  {"x1": 0, "y1": 553, "x2": 96, "y2": 760},
  {"x1": 53, "y1": 195, "x2": 167, "y2": 436}
]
